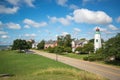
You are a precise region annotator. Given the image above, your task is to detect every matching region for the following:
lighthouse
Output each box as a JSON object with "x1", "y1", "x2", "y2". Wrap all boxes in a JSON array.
[{"x1": 94, "y1": 27, "x2": 102, "y2": 52}]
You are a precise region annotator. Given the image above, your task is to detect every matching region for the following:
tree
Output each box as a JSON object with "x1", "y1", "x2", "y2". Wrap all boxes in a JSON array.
[
  {"x1": 57, "y1": 34, "x2": 72, "y2": 47},
  {"x1": 12, "y1": 39, "x2": 30, "y2": 52},
  {"x1": 83, "y1": 42, "x2": 94, "y2": 53},
  {"x1": 57, "y1": 36, "x2": 64, "y2": 46},
  {"x1": 80, "y1": 38, "x2": 86, "y2": 40},
  {"x1": 64, "y1": 47, "x2": 72, "y2": 53},
  {"x1": 64, "y1": 34, "x2": 72, "y2": 47},
  {"x1": 103, "y1": 33, "x2": 120, "y2": 60},
  {"x1": 37, "y1": 40, "x2": 45, "y2": 50},
  {"x1": 54, "y1": 46, "x2": 64, "y2": 54}
]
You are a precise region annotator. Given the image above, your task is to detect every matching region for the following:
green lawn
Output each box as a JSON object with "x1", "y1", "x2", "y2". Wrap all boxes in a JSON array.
[
  {"x1": 61, "y1": 53, "x2": 89, "y2": 60},
  {"x1": 0, "y1": 50, "x2": 107, "y2": 80}
]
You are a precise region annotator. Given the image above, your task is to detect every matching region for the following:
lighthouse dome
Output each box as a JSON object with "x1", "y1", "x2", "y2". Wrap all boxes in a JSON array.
[{"x1": 96, "y1": 27, "x2": 100, "y2": 31}]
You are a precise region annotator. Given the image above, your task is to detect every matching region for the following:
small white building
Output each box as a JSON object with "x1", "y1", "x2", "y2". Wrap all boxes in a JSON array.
[
  {"x1": 71, "y1": 40, "x2": 88, "y2": 52},
  {"x1": 94, "y1": 28, "x2": 102, "y2": 52},
  {"x1": 32, "y1": 43, "x2": 38, "y2": 49}
]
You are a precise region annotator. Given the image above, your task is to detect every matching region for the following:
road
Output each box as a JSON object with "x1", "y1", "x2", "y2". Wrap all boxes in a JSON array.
[{"x1": 32, "y1": 50, "x2": 120, "y2": 80}]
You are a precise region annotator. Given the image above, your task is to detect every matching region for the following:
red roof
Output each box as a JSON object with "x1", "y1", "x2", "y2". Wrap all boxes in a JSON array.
[{"x1": 96, "y1": 27, "x2": 100, "y2": 31}]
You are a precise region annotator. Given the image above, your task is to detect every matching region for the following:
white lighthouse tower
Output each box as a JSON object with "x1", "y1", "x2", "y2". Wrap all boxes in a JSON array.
[{"x1": 94, "y1": 27, "x2": 102, "y2": 52}]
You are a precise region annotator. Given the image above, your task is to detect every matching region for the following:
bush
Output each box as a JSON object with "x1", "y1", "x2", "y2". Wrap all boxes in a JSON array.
[
  {"x1": 46, "y1": 47, "x2": 54, "y2": 53},
  {"x1": 83, "y1": 54, "x2": 104, "y2": 61},
  {"x1": 54, "y1": 46, "x2": 64, "y2": 54},
  {"x1": 83, "y1": 57, "x2": 89, "y2": 61},
  {"x1": 64, "y1": 47, "x2": 72, "y2": 53}
]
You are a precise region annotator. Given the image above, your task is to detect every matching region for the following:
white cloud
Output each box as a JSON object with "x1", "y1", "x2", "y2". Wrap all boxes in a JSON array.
[
  {"x1": 1, "y1": 35, "x2": 9, "y2": 39},
  {"x1": 116, "y1": 16, "x2": 120, "y2": 23},
  {"x1": 0, "y1": 21, "x2": 3, "y2": 28},
  {"x1": 108, "y1": 24, "x2": 118, "y2": 30},
  {"x1": 73, "y1": 9, "x2": 112, "y2": 24},
  {"x1": 23, "y1": 18, "x2": 47, "y2": 28},
  {"x1": 25, "y1": 33, "x2": 36, "y2": 37},
  {"x1": 59, "y1": 18, "x2": 70, "y2": 25},
  {"x1": 61, "y1": 32, "x2": 69, "y2": 36},
  {"x1": 6, "y1": 22, "x2": 21, "y2": 29},
  {"x1": 48, "y1": 16, "x2": 71, "y2": 26},
  {"x1": 6, "y1": 0, "x2": 19, "y2": 5},
  {"x1": 24, "y1": 0, "x2": 35, "y2": 7},
  {"x1": 100, "y1": 28, "x2": 107, "y2": 32},
  {"x1": 56, "y1": 0, "x2": 68, "y2": 6},
  {"x1": 6, "y1": 0, "x2": 35, "y2": 7},
  {"x1": 0, "y1": 5, "x2": 19, "y2": 14},
  {"x1": 69, "y1": 4, "x2": 79, "y2": 10},
  {"x1": 0, "y1": 31, "x2": 8, "y2": 35},
  {"x1": 74, "y1": 28, "x2": 81, "y2": 32},
  {"x1": 24, "y1": 25, "x2": 30, "y2": 29},
  {"x1": 82, "y1": 0, "x2": 92, "y2": 5}
]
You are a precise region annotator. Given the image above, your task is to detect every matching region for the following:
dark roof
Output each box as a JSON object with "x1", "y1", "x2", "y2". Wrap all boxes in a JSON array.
[
  {"x1": 74, "y1": 40, "x2": 88, "y2": 45},
  {"x1": 45, "y1": 40, "x2": 57, "y2": 44}
]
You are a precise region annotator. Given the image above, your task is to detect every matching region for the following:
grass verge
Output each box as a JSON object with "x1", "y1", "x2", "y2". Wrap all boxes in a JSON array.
[{"x1": 0, "y1": 50, "x2": 107, "y2": 80}]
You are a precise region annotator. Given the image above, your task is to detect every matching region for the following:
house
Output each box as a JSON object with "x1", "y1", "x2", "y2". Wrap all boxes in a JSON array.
[
  {"x1": 71, "y1": 40, "x2": 88, "y2": 52},
  {"x1": 32, "y1": 42, "x2": 38, "y2": 49},
  {"x1": 44, "y1": 40, "x2": 57, "y2": 49}
]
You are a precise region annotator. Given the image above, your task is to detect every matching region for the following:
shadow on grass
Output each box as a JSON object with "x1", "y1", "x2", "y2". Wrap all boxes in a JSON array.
[
  {"x1": 105, "y1": 60, "x2": 120, "y2": 66},
  {"x1": 0, "y1": 74, "x2": 14, "y2": 78}
]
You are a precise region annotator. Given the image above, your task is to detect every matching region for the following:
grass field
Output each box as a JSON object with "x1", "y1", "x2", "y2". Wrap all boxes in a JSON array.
[
  {"x1": 0, "y1": 50, "x2": 107, "y2": 80},
  {"x1": 61, "y1": 53, "x2": 89, "y2": 60}
]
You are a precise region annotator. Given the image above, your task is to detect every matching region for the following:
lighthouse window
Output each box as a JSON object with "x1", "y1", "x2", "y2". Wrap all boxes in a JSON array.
[{"x1": 96, "y1": 39, "x2": 98, "y2": 42}]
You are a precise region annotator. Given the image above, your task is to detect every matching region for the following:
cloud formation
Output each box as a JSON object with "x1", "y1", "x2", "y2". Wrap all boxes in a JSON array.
[
  {"x1": 74, "y1": 28, "x2": 81, "y2": 32},
  {"x1": 0, "y1": 31, "x2": 8, "y2": 35},
  {"x1": 25, "y1": 33, "x2": 36, "y2": 37},
  {"x1": 48, "y1": 15, "x2": 71, "y2": 26},
  {"x1": 62, "y1": 32, "x2": 69, "y2": 36},
  {"x1": 6, "y1": 0, "x2": 35, "y2": 7},
  {"x1": 24, "y1": 25, "x2": 30, "y2": 29},
  {"x1": 69, "y1": 4, "x2": 79, "y2": 10},
  {"x1": 56, "y1": 0, "x2": 68, "y2": 6},
  {"x1": 1, "y1": 35, "x2": 9, "y2": 39},
  {"x1": 6, "y1": 22, "x2": 21, "y2": 29},
  {"x1": 0, "y1": 5, "x2": 19, "y2": 14},
  {"x1": 108, "y1": 24, "x2": 118, "y2": 30},
  {"x1": 23, "y1": 18, "x2": 47, "y2": 28},
  {"x1": 73, "y1": 9, "x2": 112, "y2": 24},
  {"x1": 116, "y1": 16, "x2": 120, "y2": 23}
]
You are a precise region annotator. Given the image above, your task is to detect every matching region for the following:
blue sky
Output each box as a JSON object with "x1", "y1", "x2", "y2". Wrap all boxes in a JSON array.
[{"x1": 0, "y1": 0, "x2": 120, "y2": 45}]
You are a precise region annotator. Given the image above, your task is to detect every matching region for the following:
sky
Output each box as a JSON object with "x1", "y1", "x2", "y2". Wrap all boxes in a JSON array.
[{"x1": 0, "y1": 0, "x2": 120, "y2": 45}]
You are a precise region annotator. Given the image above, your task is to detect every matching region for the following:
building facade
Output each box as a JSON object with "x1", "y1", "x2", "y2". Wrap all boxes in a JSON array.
[
  {"x1": 44, "y1": 40, "x2": 57, "y2": 49},
  {"x1": 71, "y1": 40, "x2": 88, "y2": 52},
  {"x1": 94, "y1": 28, "x2": 102, "y2": 52}
]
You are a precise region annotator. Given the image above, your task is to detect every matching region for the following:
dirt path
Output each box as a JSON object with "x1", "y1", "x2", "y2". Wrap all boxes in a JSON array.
[{"x1": 32, "y1": 50, "x2": 120, "y2": 80}]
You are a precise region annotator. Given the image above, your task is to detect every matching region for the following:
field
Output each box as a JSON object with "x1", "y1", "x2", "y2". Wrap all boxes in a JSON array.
[
  {"x1": 0, "y1": 50, "x2": 107, "y2": 80},
  {"x1": 61, "y1": 53, "x2": 89, "y2": 59}
]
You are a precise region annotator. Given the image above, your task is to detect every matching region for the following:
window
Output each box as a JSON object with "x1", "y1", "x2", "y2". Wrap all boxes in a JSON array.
[{"x1": 96, "y1": 39, "x2": 98, "y2": 42}]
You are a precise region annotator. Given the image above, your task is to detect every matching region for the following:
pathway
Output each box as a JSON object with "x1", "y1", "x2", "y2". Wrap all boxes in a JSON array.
[{"x1": 32, "y1": 50, "x2": 120, "y2": 80}]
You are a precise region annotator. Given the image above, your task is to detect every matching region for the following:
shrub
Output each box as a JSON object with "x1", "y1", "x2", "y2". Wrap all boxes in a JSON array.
[
  {"x1": 64, "y1": 47, "x2": 72, "y2": 53},
  {"x1": 54, "y1": 46, "x2": 64, "y2": 54},
  {"x1": 46, "y1": 47, "x2": 54, "y2": 53},
  {"x1": 83, "y1": 54, "x2": 104, "y2": 61}
]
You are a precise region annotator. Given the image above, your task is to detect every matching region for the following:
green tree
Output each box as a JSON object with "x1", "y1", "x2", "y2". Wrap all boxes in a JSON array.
[
  {"x1": 75, "y1": 47, "x2": 83, "y2": 52},
  {"x1": 12, "y1": 39, "x2": 30, "y2": 52},
  {"x1": 83, "y1": 42, "x2": 94, "y2": 53},
  {"x1": 64, "y1": 47, "x2": 72, "y2": 53},
  {"x1": 103, "y1": 33, "x2": 120, "y2": 60},
  {"x1": 37, "y1": 40, "x2": 45, "y2": 50},
  {"x1": 57, "y1": 34, "x2": 72, "y2": 48},
  {"x1": 57, "y1": 36, "x2": 64, "y2": 46},
  {"x1": 80, "y1": 38, "x2": 86, "y2": 40},
  {"x1": 64, "y1": 34, "x2": 72, "y2": 47}
]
